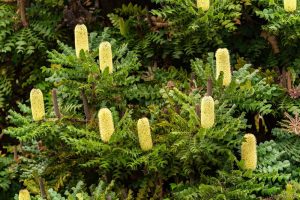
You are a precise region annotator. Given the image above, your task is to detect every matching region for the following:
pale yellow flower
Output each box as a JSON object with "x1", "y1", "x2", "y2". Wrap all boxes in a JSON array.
[
  {"x1": 19, "y1": 189, "x2": 31, "y2": 200},
  {"x1": 201, "y1": 96, "x2": 215, "y2": 128},
  {"x1": 74, "y1": 24, "x2": 89, "y2": 57},
  {"x1": 99, "y1": 42, "x2": 113, "y2": 73},
  {"x1": 98, "y1": 108, "x2": 115, "y2": 142},
  {"x1": 241, "y1": 134, "x2": 257, "y2": 170},
  {"x1": 197, "y1": 0, "x2": 210, "y2": 11},
  {"x1": 284, "y1": 0, "x2": 297, "y2": 12},
  {"x1": 137, "y1": 118, "x2": 153, "y2": 151},
  {"x1": 215, "y1": 48, "x2": 232, "y2": 86},
  {"x1": 30, "y1": 89, "x2": 45, "y2": 121},
  {"x1": 76, "y1": 193, "x2": 84, "y2": 200}
]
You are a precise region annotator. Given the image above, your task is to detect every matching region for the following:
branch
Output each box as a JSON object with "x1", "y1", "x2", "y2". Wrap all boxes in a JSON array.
[
  {"x1": 18, "y1": 0, "x2": 28, "y2": 27},
  {"x1": 286, "y1": 71, "x2": 292, "y2": 91},
  {"x1": 39, "y1": 177, "x2": 47, "y2": 199},
  {"x1": 280, "y1": 68, "x2": 287, "y2": 88},
  {"x1": 206, "y1": 77, "x2": 213, "y2": 96},
  {"x1": 13, "y1": 146, "x2": 18, "y2": 162},
  {"x1": 261, "y1": 31, "x2": 279, "y2": 54},
  {"x1": 52, "y1": 89, "x2": 61, "y2": 119},
  {"x1": 189, "y1": 73, "x2": 195, "y2": 90},
  {"x1": 80, "y1": 89, "x2": 91, "y2": 122}
]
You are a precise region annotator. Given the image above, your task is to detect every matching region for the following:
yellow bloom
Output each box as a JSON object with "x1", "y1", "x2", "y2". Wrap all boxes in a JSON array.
[
  {"x1": 200, "y1": 96, "x2": 215, "y2": 128},
  {"x1": 286, "y1": 183, "x2": 293, "y2": 200},
  {"x1": 215, "y1": 48, "x2": 232, "y2": 86},
  {"x1": 76, "y1": 193, "x2": 84, "y2": 200},
  {"x1": 99, "y1": 41, "x2": 113, "y2": 73},
  {"x1": 19, "y1": 189, "x2": 31, "y2": 200},
  {"x1": 137, "y1": 118, "x2": 153, "y2": 151},
  {"x1": 197, "y1": 0, "x2": 210, "y2": 11},
  {"x1": 284, "y1": 0, "x2": 297, "y2": 12},
  {"x1": 98, "y1": 108, "x2": 115, "y2": 142},
  {"x1": 286, "y1": 183, "x2": 293, "y2": 191},
  {"x1": 74, "y1": 24, "x2": 89, "y2": 57},
  {"x1": 241, "y1": 134, "x2": 257, "y2": 170},
  {"x1": 30, "y1": 89, "x2": 45, "y2": 121}
]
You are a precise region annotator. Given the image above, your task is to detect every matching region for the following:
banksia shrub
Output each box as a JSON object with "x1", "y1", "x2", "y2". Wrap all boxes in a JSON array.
[
  {"x1": 99, "y1": 41, "x2": 113, "y2": 73},
  {"x1": 137, "y1": 117, "x2": 153, "y2": 151},
  {"x1": 241, "y1": 134, "x2": 257, "y2": 170},
  {"x1": 284, "y1": 0, "x2": 297, "y2": 12},
  {"x1": 30, "y1": 89, "x2": 45, "y2": 121},
  {"x1": 197, "y1": 0, "x2": 210, "y2": 11},
  {"x1": 19, "y1": 189, "x2": 31, "y2": 200},
  {"x1": 74, "y1": 24, "x2": 89, "y2": 57},
  {"x1": 98, "y1": 108, "x2": 115, "y2": 142},
  {"x1": 215, "y1": 48, "x2": 232, "y2": 86},
  {"x1": 201, "y1": 96, "x2": 215, "y2": 128}
]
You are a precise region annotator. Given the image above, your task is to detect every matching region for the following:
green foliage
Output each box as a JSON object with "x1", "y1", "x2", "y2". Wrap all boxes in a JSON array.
[
  {"x1": 248, "y1": 127, "x2": 300, "y2": 198},
  {"x1": 0, "y1": 2, "x2": 63, "y2": 57},
  {"x1": 0, "y1": 0, "x2": 64, "y2": 131},
  {"x1": 44, "y1": 31, "x2": 186, "y2": 117},
  {"x1": 191, "y1": 53, "x2": 285, "y2": 116},
  {"x1": 0, "y1": 152, "x2": 13, "y2": 191},
  {"x1": 171, "y1": 170, "x2": 261, "y2": 199},
  {"x1": 107, "y1": 0, "x2": 243, "y2": 64},
  {"x1": 258, "y1": 128, "x2": 300, "y2": 182},
  {"x1": 14, "y1": 180, "x2": 118, "y2": 200},
  {"x1": 0, "y1": 151, "x2": 19, "y2": 200},
  {"x1": 255, "y1": 0, "x2": 300, "y2": 46},
  {"x1": 0, "y1": 74, "x2": 12, "y2": 109}
]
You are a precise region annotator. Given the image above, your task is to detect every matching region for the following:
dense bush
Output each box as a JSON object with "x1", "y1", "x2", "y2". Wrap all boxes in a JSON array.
[{"x1": 0, "y1": 0, "x2": 300, "y2": 199}]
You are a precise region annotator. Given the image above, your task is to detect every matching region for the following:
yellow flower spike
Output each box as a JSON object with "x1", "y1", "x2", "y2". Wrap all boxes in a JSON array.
[
  {"x1": 197, "y1": 0, "x2": 210, "y2": 11},
  {"x1": 284, "y1": 0, "x2": 297, "y2": 12},
  {"x1": 98, "y1": 108, "x2": 115, "y2": 142},
  {"x1": 74, "y1": 24, "x2": 89, "y2": 58},
  {"x1": 99, "y1": 41, "x2": 113, "y2": 74},
  {"x1": 76, "y1": 193, "x2": 84, "y2": 200},
  {"x1": 286, "y1": 183, "x2": 293, "y2": 191},
  {"x1": 137, "y1": 117, "x2": 153, "y2": 151},
  {"x1": 200, "y1": 96, "x2": 215, "y2": 128},
  {"x1": 241, "y1": 134, "x2": 257, "y2": 170},
  {"x1": 30, "y1": 89, "x2": 45, "y2": 121},
  {"x1": 286, "y1": 183, "x2": 293, "y2": 200},
  {"x1": 215, "y1": 48, "x2": 232, "y2": 86},
  {"x1": 19, "y1": 189, "x2": 31, "y2": 200}
]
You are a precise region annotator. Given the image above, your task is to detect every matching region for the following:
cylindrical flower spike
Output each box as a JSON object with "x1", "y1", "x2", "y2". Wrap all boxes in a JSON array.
[
  {"x1": 241, "y1": 134, "x2": 257, "y2": 170},
  {"x1": 197, "y1": 0, "x2": 210, "y2": 11},
  {"x1": 30, "y1": 89, "x2": 45, "y2": 121},
  {"x1": 137, "y1": 117, "x2": 153, "y2": 151},
  {"x1": 200, "y1": 96, "x2": 215, "y2": 128},
  {"x1": 286, "y1": 183, "x2": 293, "y2": 200},
  {"x1": 98, "y1": 108, "x2": 115, "y2": 142},
  {"x1": 74, "y1": 24, "x2": 89, "y2": 57},
  {"x1": 76, "y1": 193, "x2": 84, "y2": 200},
  {"x1": 215, "y1": 48, "x2": 232, "y2": 86},
  {"x1": 19, "y1": 189, "x2": 31, "y2": 200},
  {"x1": 99, "y1": 42, "x2": 113, "y2": 74},
  {"x1": 284, "y1": 0, "x2": 297, "y2": 12}
]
